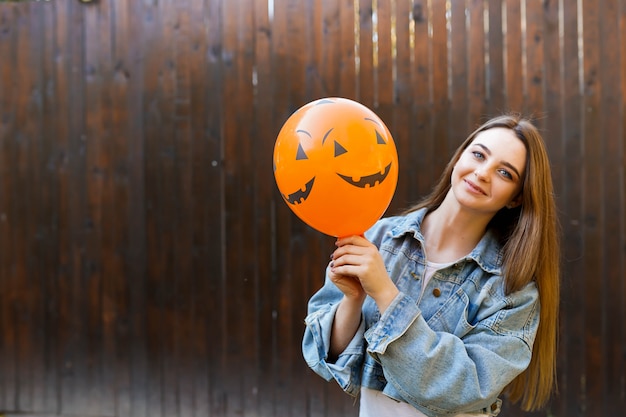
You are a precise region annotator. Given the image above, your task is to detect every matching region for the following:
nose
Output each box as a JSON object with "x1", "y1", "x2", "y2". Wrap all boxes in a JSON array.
[{"x1": 474, "y1": 168, "x2": 489, "y2": 181}]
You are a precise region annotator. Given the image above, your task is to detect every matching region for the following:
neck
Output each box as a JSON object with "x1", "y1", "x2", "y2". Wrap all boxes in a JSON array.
[{"x1": 421, "y1": 193, "x2": 493, "y2": 262}]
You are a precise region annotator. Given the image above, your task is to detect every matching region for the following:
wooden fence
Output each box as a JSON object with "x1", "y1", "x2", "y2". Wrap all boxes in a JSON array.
[{"x1": 0, "y1": 0, "x2": 624, "y2": 416}]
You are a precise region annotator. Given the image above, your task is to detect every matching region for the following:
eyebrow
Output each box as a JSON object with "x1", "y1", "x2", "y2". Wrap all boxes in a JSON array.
[{"x1": 474, "y1": 143, "x2": 522, "y2": 179}]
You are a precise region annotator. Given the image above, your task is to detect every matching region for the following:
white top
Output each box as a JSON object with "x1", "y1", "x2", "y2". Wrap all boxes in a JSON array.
[
  {"x1": 360, "y1": 388, "x2": 488, "y2": 417},
  {"x1": 359, "y1": 260, "x2": 488, "y2": 417},
  {"x1": 422, "y1": 259, "x2": 452, "y2": 291}
]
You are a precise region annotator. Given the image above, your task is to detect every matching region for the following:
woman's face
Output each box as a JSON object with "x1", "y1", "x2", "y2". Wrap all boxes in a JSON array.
[{"x1": 451, "y1": 127, "x2": 527, "y2": 216}]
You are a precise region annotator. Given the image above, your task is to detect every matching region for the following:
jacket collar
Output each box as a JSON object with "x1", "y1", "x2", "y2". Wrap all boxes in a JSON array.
[{"x1": 388, "y1": 207, "x2": 504, "y2": 274}]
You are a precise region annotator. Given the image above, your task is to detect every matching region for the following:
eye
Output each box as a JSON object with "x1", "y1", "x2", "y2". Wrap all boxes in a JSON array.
[
  {"x1": 498, "y1": 168, "x2": 513, "y2": 180},
  {"x1": 472, "y1": 151, "x2": 485, "y2": 160}
]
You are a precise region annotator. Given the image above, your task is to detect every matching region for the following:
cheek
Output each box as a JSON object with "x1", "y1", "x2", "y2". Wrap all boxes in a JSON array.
[
  {"x1": 451, "y1": 159, "x2": 469, "y2": 181},
  {"x1": 454, "y1": 154, "x2": 473, "y2": 171},
  {"x1": 494, "y1": 182, "x2": 521, "y2": 204}
]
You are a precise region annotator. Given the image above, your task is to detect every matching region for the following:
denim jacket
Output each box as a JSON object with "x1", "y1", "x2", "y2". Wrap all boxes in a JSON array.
[{"x1": 302, "y1": 208, "x2": 540, "y2": 417}]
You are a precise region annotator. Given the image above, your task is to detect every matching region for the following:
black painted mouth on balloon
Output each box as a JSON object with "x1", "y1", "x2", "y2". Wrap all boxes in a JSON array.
[
  {"x1": 284, "y1": 177, "x2": 315, "y2": 204},
  {"x1": 337, "y1": 163, "x2": 392, "y2": 188}
]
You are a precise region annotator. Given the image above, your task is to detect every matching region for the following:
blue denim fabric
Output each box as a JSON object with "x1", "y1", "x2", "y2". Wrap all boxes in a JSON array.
[{"x1": 302, "y1": 208, "x2": 539, "y2": 417}]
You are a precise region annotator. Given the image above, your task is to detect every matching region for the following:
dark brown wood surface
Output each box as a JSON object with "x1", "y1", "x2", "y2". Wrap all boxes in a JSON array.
[{"x1": 0, "y1": 1, "x2": 624, "y2": 416}]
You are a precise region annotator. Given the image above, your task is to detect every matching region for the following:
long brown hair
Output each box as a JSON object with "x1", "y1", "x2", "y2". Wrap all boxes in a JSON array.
[{"x1": 404, "y1": 114, "x2": 560, "y2": 411}]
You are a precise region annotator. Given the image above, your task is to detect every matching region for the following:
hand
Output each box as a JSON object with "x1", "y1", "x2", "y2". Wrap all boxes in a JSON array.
[
  {"x1": 330, "y1": 235, "x2": 399, "y2": 312},
  {"x1": 328, "y1": 268, "x2": 366, "y2": 303}
]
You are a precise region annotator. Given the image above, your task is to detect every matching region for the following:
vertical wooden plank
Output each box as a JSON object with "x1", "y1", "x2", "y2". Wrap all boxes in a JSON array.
[
  {"x1": 252, "y1": 0, "x2": 278, "y2": 414},
  {"x1": 83, "y1": 3, "x2": 103, "y2": 414},
  {"x1": 169, "y1": 3, "x2": 197, "y2": 416},
  {"x1": 184, "y1": 1, "x2": 217, "y2": 415},
  {"x1": 319, "y1": 0, "x2": 341, "y2": 96},
  {"x1": 222, "y1": 0, "x2": 258, "y2": 415},
  {"x1": 156, "y1": 1, "x2": 180, "y2": 413},
  {"x1": 27, "y1": 5, "x2": 59, "y2": 413},
  {"x1": 141, "y1": 1, "x2": 169, "y2": 415},
  {"x1": 560, "y1": 0, "x2": 585, "y2": 415},
  {"x1": 58, "y1": 0, "x2": 91, "y2": 413},
  {"x1": 542, "y1": 0, "x2": 563, "y2": 168},
  {"x1": 523, "y1": 0, "x2": 544, "y2": 115},
  {"x1": 309, "y1": 0, "x2": 324, "y2": 98},
  {"x1": 376, "y1": 0, "x2": 393, "y2": 120},
  {"x1": 39, "y1": 2, "x2": 62, "y2": 413},
  {"x1": 410, "y1": 0, "x2": 435, "y2": 196},
  {"x1": 467, "y1": 0, "x2": 487, "y2": 126},
  {"x1": 237, "y1": 0, "x2": 259, "y2": 413},
  {"x1": 339, "y1": 0, "x2": 357, "y2": 98},
  {"x1": 599, "y1": 0, "x2": 623, "y2": 415},
  {"x1": 486, "y1": 0, "x2": 504, "y2": 114},
  {"x1": 104, "y1": 0, "x2": 138, "y2": 416},
  {"x1": 205, "y1": 0, "x2": 225, "y2": 414},
  {"x1": 369, "y1": 0, "x2": 394, "y2": 212},
  {"x1": 581, "y1": 0, "x2": 604, "y2": 415},
  {"x1": 47, "y1": 0, "x2": 74, "y2": 415},
  {"x1": 13, "y1": 3, "x2": 48, "y2": 413},
  {"x1": 430, "y1": 0, "x2": 449, "y2": 173},
  {"x1": 271, "y1": 0, "x2": 288, "y2": 411},
  {"x1": 372, "y1": 0, "x2": 397, "y2": 231},
  {"x1": 448, "y1": 0, "x2": 469, "y2": 146},
  {"x1": 358, "y1": 0, "x2": 375, "y2": 106},
  {"x1": 391, "y1": 0, "x2": 414, "y2": 211},
  {"x1": 619, "y1": 3, "x2": 626, "y2": 413},
  {"x1": 126, "y1": 1, "x2": 153, "y2": 414},
  {"x1": 270, "y1": 1, "x2": 295, "y2": 414},
  {"x1": 0, "y1": 3, "x2": 19, "y2": 412},
  {"x1": 503, "y1": 0, "x2": 523, "y2": 111}
]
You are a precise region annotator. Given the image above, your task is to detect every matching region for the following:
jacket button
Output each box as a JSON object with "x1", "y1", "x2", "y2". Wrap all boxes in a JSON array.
[{"x1": 432, "y1": 288, "x2": 441, "y2": 297}]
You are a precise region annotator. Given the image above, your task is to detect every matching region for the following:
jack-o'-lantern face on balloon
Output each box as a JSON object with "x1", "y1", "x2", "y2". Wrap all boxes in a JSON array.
[{"x1": 273, "y1": 97, "x2": 398, "y2": 237}]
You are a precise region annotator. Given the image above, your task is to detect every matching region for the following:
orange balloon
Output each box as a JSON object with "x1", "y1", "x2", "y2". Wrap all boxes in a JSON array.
[{"x1": 273, "y1": 97, "x2": 398, "y2": 237}]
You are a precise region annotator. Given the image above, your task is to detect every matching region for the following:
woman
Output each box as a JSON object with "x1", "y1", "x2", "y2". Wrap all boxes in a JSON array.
[{"x1": 302, "y1": 114, "x2": 560, "y2": 416}]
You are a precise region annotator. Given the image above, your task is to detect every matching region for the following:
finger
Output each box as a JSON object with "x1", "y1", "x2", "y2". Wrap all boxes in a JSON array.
[
  {"x1": 330, "y1": 263, "x2": 362, "y2": 278},
  {"x1": 336, "y1": 234, "x2": 369, "y2": 247},
  {"x1": 334, "y1": 240, "x2": 375, "y2": 257},
  {"x1": 331, "y1": 252, "x2": 366, "y2": 268},
  {"x1": 332, "y1": 246, "x2": 364, "y2": 261}
]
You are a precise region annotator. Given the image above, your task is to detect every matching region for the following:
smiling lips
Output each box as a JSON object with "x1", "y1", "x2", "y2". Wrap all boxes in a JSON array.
[{"x1": 464, "y1": 178, "x2": 487, "y2": 195}]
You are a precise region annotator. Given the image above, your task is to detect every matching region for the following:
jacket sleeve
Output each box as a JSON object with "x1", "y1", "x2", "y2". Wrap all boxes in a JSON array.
[
  {"x1": 365, "y1": 282, "x2": 539, "y2": 416},
  {"x1": 301, "y1": 267, "x2": 367, "y2": 397}
]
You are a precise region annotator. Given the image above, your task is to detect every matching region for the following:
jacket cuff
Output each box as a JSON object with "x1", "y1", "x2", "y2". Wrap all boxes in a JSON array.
[
  {"x1": 365, "y1": 292, "x2": 421, "y2": 355},
  {"x1": 303, "y1": 304, "x2": 366, "y2": 396}
]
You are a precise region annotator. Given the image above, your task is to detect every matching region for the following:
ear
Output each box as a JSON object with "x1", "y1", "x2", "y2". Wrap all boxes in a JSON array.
[{"x1": 506, "y1": 194, "x2": 522, "y2": 209}]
